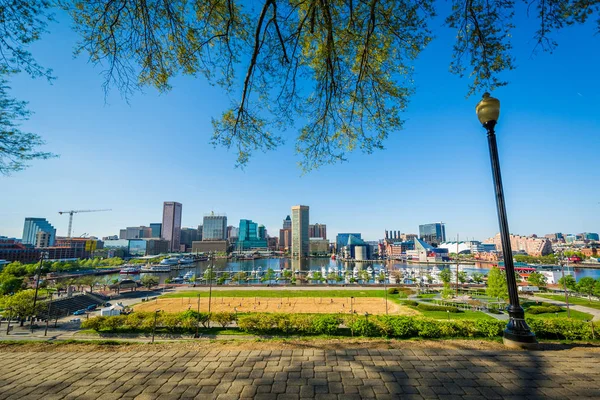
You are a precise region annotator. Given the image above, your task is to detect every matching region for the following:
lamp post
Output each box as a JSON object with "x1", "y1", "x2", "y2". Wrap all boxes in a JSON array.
[
  {"x1": 476, "y1": 93, "x2": 536, "y2": 348},
  {"x1": 31, "y1": 251, "x2": 48, "y2": 333}
]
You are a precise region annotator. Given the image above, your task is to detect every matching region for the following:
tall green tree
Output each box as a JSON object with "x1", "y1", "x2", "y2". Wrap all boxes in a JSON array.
[
  {"x1": 439, "y1": 268, "x2": 452, "y2": 285},
  {"x1": 0, "y1": 2, "x2": 56, "y2": 174},
  {"x1": 486, "y1": 267, "x2": 508, "y2": 300},
  {"x1": 527, "y1": 272, "x2": 547, "y2": 289},
  {"x1": 0, "y1": 289, "x2": 47, "y2": 326},
  {"x1": 140, "y1": 275, "x2": 159, "y2": 289},
  {"x1": 471, "y1": 272, "x2": 484, "y2": 284},
  {"x1": 5, "y1": 1, "x2": 600, "y2": 172},
  {"x1": 558, "y1": 275, "x2": 577, "y2": 292},
  {"x1": 577, "y1": 277, "x2": 597, "y2": 302}
]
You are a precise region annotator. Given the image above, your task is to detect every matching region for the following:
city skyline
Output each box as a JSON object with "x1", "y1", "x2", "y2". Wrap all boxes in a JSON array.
[{"x1": 1, "y1": 10, "x2": 599, "y2": 241}]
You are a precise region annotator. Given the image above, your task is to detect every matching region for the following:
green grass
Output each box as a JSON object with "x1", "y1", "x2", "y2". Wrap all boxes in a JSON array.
[
  {"x1": 526, "y1": 309, "x2": 593, "y2": 321},
  {"x1": 538, "y1": 294, "x2": 600, "y2": 310},
  {"x1": 416, "y1": 293, "x2": 438, "y2": 299},
  {"x1": 162, "y1": 290, "x2": 393, "y2": 299},
  {"x1": 415, "y1": 310, "x2": 495, "y2": 320}
]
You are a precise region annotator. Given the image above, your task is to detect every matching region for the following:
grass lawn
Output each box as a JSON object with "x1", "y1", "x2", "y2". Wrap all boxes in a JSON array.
[
  {"x1": 416, "y1": 310, "x2": 495, "y2": 320},
  {"x1": 526, "y1": 309, "x2": 593, "y2": 321},
  {"x1": 538, "y1": 294, "x2": 600, "y2": 311},
  {"x1": 162, "y1": 289, "x2": 397, "y2": 299}
]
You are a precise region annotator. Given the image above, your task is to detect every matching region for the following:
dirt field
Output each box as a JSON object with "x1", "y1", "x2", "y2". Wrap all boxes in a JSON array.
[{"x1": 134, "y1": 296, "x2": 417, "y2": 316}]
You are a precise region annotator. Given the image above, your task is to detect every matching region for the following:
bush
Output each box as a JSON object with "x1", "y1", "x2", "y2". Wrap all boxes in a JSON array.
[
  {"x1": 311, "y1": 315, "x2": 341, "y2": 335},
  {"x1": 401, "y1": 300, "x2": 418, "y2": 307},
  {"x1": 346, "y1": 315, "x2": 382, "y2": 337},
  {"x1": 211, "y1": 312, "x2": 236, "y2": 328},
  {"x1": 417, "y1": 303, "x2": 461, "y2": 313},
  {"x1": 377, "y1": 315, "x2": 417, "y2": 338},
  {"x1": 476, "y1": 320, "x2": 506, "y2": 337},
  {"x1": 527, "y1": 305, "x2": 563, "y2": 315},
  {"x1": 387, "y1": 287, "x2": 399, "y2": 294},
  {"x1": 526, "y1": 318, "x2": 598, "y2": 340}
]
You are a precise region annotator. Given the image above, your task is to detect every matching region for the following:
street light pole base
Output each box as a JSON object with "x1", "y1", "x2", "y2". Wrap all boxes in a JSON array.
[{"x1": 503, "y1": 333, "x2": 538, "y2": 349}]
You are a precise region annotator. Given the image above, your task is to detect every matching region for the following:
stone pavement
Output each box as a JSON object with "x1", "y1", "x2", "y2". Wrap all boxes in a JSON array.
[{"x1": 0, "y1": 346, "x2": 599, "y2": 399}]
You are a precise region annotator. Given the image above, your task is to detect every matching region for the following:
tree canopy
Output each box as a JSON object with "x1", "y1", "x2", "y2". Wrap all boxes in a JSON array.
[{"x1": 2, "y1": 0, "x2": 599, "y2": 172}]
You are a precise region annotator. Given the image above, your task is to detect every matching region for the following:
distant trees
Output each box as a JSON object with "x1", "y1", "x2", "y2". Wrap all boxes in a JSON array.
[
  {"x1": 527, "y1": 272, "x2": 547, "y2": 289},
  {"x1": 486, "y1": 267, "x2": 508, "y2": 300},
  {"x1": 471, "y1": 273, "x2": 485, "y2": 284},
  {"x1": 232, "y1": 271, "x2": 247, "y2": 284},
  {"x1": 0, "y1": 290, "x2": 47, "y2": 326},
  {"x1": 261, "y1": 268, "x2": 276, "y2": 284},
  {"x1": 558, "y1": 275, "x2": 577, "y2": 292},
  {"x1": 439, "y1": 268, "x2": 452, "y2": 285},
  {"x1": 576, "y1": 277, "x2": 597, "y2": 302},
  {"x1": 140, "y1": 275, "x2": 159, "y2": 290}
]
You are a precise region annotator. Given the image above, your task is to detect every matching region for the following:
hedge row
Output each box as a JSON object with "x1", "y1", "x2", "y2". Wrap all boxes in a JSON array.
[
  {"x1": 526, "y1": 318, "x2": 597, "y2": 340},
  {"x1": 237, "y1": 313, "x2": 506, "y2": 338},
  {"x1": 81, "y1": 310, "x2": 235, "y2": 333},
  {"x1": 527, "y1": 305, "x2": 563, "y2": 315},
  {"x1": 81, "y1": 311, "x2": 599, "y2": 341},
  {"x1": 416, "y1": 303, "x2": 461, "y2": 313}
]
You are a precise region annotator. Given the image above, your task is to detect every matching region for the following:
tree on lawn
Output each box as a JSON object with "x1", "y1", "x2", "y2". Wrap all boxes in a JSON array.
[
  {"x1": 0, "y1": 290, "x2": 47, "y2": 326},
  {"x1": 486, "y1": 267, "x2": 508, "y2": 300},
  {"x1": 232, "y1": 271, "x2": 247, "y2": 284},
  {"x1": 326, "y1": 272, "x2": 338, "y2": 284},
  {"x1": 358, "y1": 269, "x2": 370, "y2": 284},
  {"x1": 439, "y1": 268, "x2": 452, "y2": 285},
  {"x1": 471, "y1": 273, "x2": 484, "y2": 284},
  {"x1": 281, "y1": 269, "x2": 292, "y2": 283},
  {"x1": 558, "y1": 275, "x2": 577, "y2": 292},
  {"x1": 527, "y1": 272, "x2": 547, "y2": 289},
  {"x1": 261, "y1": 268, "x2": 276, "y2": 284},
  {"x1": 5, "y1": 1, "x2": 600, "y2": 173},
  {"x1": 140, "y1": 275, "x2": 159, "y2": 290},
  {"x1": 457, "y1": 271, "x2": 468, "y2": 284},
  {"x1": 577, "y1": 277, "x2": 597, "y2": 302}
]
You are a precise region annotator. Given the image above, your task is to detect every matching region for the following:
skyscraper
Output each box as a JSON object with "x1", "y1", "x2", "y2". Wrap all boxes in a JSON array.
[
  {"x1": 202, "y1": 212, "x2": 227, "y2": 241},
  {"x1": 162, "y1": 202, "x2": 182, "y2": 252},
  {"x1": 283, "y1": 215, "x2": 292, "y2": 230},
  {"x1": 291, "y1": 205, "x2": 309, "y2": 257},
  {"x1": 150, "y1": 223, "x2": 162, "y2": 238},
  {"x1": 419, "y1": 222, "x2": 446, "y2": 246},
  {"x1": 22, "y1": 218, "x2": 56, "y2": 247},
  {"x1": 238, "y1": 219, "x2": 267, "y2": 250},
  {"x1": 309, "y1": 223, "x2": 327, "y2": 240}
]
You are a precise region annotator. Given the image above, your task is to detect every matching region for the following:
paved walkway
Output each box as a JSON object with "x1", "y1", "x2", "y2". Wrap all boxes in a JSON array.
[{"x1": 0, "y1": 346, "x2": 599, "y2": 399}]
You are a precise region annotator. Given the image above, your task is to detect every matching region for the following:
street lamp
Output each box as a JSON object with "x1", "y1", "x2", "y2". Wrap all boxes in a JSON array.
[
  {"x1": 151, "y1": 309, "x2": 161, "y2": 343},
  {"x1": 31, "y1": 251, "x2": 48, "y2": 332},
  {"x1": 476, "y1": 93, "x2": 537, "y2": 348}
]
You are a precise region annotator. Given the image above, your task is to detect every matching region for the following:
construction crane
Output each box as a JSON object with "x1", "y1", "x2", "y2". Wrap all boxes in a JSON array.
[{"x1": 58, "y1": 209, "x2": 111, "y2": 238}]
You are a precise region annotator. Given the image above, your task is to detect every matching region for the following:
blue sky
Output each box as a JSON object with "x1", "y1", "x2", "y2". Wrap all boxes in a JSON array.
[{"x1": 1, "y1": 6, "x2": 599, "y2": 241}]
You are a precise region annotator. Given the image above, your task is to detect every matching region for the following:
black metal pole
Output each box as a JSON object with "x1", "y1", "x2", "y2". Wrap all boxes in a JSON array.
[
  {"x1": 152, "y1": 310, "x2": 159, "y2": 343},
  {"x1": 485, "y1": 121, "x2": 536, "y2": 346},
  {"x1": 31, "y1": 252, "x2": 45, "y2": 333}
]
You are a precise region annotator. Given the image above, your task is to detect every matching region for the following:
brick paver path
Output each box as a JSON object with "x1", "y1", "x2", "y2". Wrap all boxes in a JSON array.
[{"x1": 1, "y1": 347, "x2": 599, "y2": 399}]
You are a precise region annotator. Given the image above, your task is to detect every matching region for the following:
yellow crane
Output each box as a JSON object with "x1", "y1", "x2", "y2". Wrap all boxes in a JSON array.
[{"x1": 58, "y1": 209, "x2": 111, "y2": 238}]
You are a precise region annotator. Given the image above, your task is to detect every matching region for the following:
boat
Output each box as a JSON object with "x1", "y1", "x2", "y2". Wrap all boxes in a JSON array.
[
  {"x1": 183, "y1": 271, "x2": 195, "y2": 281},
  {"x1": 179, "y1": 257, "x2": 195, "y2": 265},
  {"x1": 366, "y1": 266, "x2": 373, "y2": 274},
  {"x1": 160, "y1": 257, "x2": 181, "y2": 266},
  {"x1": 120, "y1": 266, "x2": 141, "y2": 274},
  {"x1": 140, "y1": 265, "x2": 171, "y2": 273},
  {"x1": 171, "y1": 277, "x2": 184, "y2": 283},
  {"x1": 331, "y1": 254, "x2": 336, "y2": 260}
]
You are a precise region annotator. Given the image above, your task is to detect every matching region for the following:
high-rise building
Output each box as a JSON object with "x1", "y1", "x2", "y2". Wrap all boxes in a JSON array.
[
  {"x1": 419, "y1": 222, "x2": 446, "y2": 246},
  {"x1": 258, "y1": 225, "x2": 266, "y2": 240},
  {"x1": 309, "y1": 223, "x2": 327, "y2": 240},
  {"x1": 227, "y1": 226, "x2": 238, "y2": 241},
  {"x1": 283, "y1": 215, "x2": 292, "y2": 230},
  {"x1": 35, "y1": 231, "x2": 52, "y2": 248},
  {"x1": 162, "y1": 201, "x2": 182, "y2": 252},
  {"x1": 202, "y1": 212, "x2": 227, "y2": 241},
  {"x1": 336, "y1": 233, "x2": 361, "y2": 252},
  {"x1": 22, "y1": 218, "x2": 56, "y2": 247},
  {"x1": 237, "y1": 219, "x2": 267, "y2": 250},
  {"x1": 180, "y1": 228, "x2": 199, "y2": 250},
  {"x1": 150, "y1": 223, "x2": 162, "y2": 238},
  {"x1": 291, "y1": 205, "x2": 309, "y2": 257},
  {"x1": 279, "y1": 229, "x2": 292, "y2": 251}
]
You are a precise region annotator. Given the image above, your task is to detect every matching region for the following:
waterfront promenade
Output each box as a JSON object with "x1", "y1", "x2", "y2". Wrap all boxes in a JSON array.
[{"x1": 0, "y1": 342, "x2": 599, "y2": 399}]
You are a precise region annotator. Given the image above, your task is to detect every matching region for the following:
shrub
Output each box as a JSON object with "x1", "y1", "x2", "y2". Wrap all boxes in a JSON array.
[
  {"x1": 387, "y1": 287, "x2": 399, "y2": 295},
  {"x1": 526, "y1": 318, "x2": 598, "y2": 340},
  {"x1": 526, "y1": 305, "x2": 563, "y2": 315},
  {"x1": 417, "y1": 303, "x2": 460, "y2": 313},
  {"x1": 401, "y1": 300, "x2": 418, "y2": 307},
  {"x1": 414, "y1": 319, "x2": 442, "y2": 338},
  {"x1": 377, "y1": 315, "x2": 417, "y2": 338},
  {"x1": 476, "y1": 320, "x2": 506, "y2": 337},
  {"x1": 311, "y1": 315, "x2": 341, "y2": 335},
  {"x1": 346, "y1": 315, "x2": 382, "y2": 337},
  {"x1": 212, "y1": 312, "x2": 236, "y2": 328}
]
